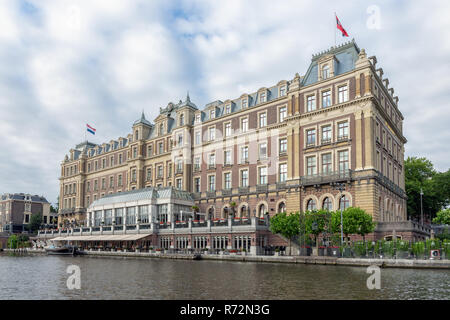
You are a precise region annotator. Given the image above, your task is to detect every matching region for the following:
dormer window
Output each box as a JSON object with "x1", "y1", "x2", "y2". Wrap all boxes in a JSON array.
[
  {"x1": 195, "y1": 114, "x2": 200, "y2": 123},
  {"x1": 159, "y1": 123, "x2": 164, "y2": 135},
  {"x1": 279, "y1": 86, "x2": 286, "y2": 96},
  {"x1": 225, "y1": 104, "x2": 231, "y2": 114},
  {"x1": 242, "y1": 99, "x2": 248, "y2": 108},
  {"x1": 260, "y1": 92, "x2": 266, "y2": 103},
  {"x1": 322, "y1": 65, "x2": 330, "y2": 80},
  {"x1": 210, "y1": 109, "x2": 215, "y2": 119}
]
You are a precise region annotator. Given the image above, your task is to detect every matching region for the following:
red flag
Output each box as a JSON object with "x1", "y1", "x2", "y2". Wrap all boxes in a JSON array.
[{"x1": 336, "y1": 14, "x2": 349, "y2": 37}]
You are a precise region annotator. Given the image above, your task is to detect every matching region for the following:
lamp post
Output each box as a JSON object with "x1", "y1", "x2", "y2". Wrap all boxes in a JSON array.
[
  {"x1": 333, "y1": 182, "x2": 346, "y2": 246},
  {"x1": 420, "y1": 188, "x2": 424, "y2": 226}
]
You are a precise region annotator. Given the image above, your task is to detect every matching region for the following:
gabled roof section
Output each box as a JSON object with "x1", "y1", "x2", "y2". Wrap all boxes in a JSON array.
[
  {"x1": 302, "y1": 39, "x2": 360, "y2": 87},
  {"x1": 133, "y1": 111, "x2": 152, "y2": 127}
]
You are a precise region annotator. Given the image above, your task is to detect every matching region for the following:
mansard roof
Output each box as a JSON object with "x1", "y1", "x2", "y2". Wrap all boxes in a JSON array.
[
  {"x1": 133, "y1": 111, "x2": 152, "y2": 127},
  {"x1": 1, "y1": 193, "x2": 49, "y2": 203}
]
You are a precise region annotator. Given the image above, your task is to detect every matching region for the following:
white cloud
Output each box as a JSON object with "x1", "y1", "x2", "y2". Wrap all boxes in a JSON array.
[{"x1": 0, "y1": 0, "x2": 449, "y2": 205}]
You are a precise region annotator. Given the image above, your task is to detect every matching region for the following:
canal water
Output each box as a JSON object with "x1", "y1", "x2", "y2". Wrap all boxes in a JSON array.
[{"x1": 0, "y1": 253, "x2": 448, "y2": 299}]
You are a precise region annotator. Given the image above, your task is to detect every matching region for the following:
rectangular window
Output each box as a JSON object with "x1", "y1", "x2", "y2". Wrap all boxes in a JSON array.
[
  {"x1": 224, "y1": 172, "x2": 231, "y2": 189},
  {"x1": 87, "y1": 182, "x2": 90, "y2": 192},
  {"x1": 209, "y1": 127, "x2": 215, "y2": 141},
  {"x1": 321, "y1": 153, "x2": 332, "y2": 174},
  {"x1": 159, "y1": 142, "x2": 164, "y2": 154},
  {"x1": 338, "y1": 85, "x2": 348, "y2": 103},
  {"x1": 195, "y1": 131, "x2": 201, "y2": 145},
  {"x1": 195, "y1": 114, "x2": 200, "y2": 123},
  {"x1": 279, "y1": 86, "x2": 286, "y2": 96},
  {"x1": 209, "y1": 109, "x2": 215, "y2": 119},
  {"x1": 177, "y1": 160, "x2": 183, "y2": 173},
  {"x1": 177, "y1": 134, "x2": 183, "y2": 146},
  {"x1": 208, "y1": 154, "x2": 215, "y2": 168},
  {"x1": 194, "y1": 157, "x2": 200, "y2": 171},
  {"x1": 146, "y1": 168, "x2": 152, "y2": 181},
  {"x1": 225, "y1": 104, "x2": 231, "y2": 114},
  {"x1": 338, "y1": 122, "x2": 349, "y2": 140},
  {"x1": 259, "y1": 167, "x2": 267, "y2": 185},
  {"x1": 118, "y1": 175, "x2": 122, "y2": 187},
  {"x1": 241, "y1": 118, "x2": 248, "y2": 132},
  {"x1": 131, "y1": 170, "x2": 136, "y2": 182},
  {"x1": 208, "y1": 175, "x2": 215, "y2": 191},
  {"x1": 158, "y1": 166, "x2": 163, "y2": 178},
  {"x1": 194, "y1": 178, "x2": 200, "y2": 193},
  {"x1": 259, "y1": 113, "x2": 267, "y2": 127},
  {"x1": 109, "y1": 176, "x2": 114, "y2": 188},
  {"x1": 322, "y1": 90, "x2": 331, "y2": 108},
  {"x1": 241, "y1": 170, "x2": 248, "y2": 187},
  {"x1": 224, "y1": 150, "x2": 232, "y2": 165},
  {"x1": 102, "y1": 178, "x2": 106, "y2": 189},
  {"x1": 306, "y1": 129, "x2": 316, "y2": 146},
  {"x1": 260, "y1": 92, "x2": 266, "y2": 103},
  {"x1": 338, "y1": 150, "x2": 349, "y2": 172},
  {"x1": 279, "y1": 138, "x2": 287, "y2": 154},
  {"x1": 241, "y1": 146, "x2": 248, "y2": 163},
  {"x1": 115, "y1": 208, "x2": 123, "y2": 225},
  {"x1": 307, "y1": 156, "x2": 317, "y2": 176},
  {"x1": 279, "y1": 163, "x2": 287, "y2": 182},
  {"x1": 225, "y1": 122, "x2": 231, "y2": 137},
  {"x1": 139, "y1": 205, "x2": 149, "y2": 223},
  {"x1": 242, "y1": 99, "x2": 248, "y2": 108},
  {"x1": 321, "y1": 125, "x2": 332, "y2": 144},
  {"x1": 126, "y1": 207, "x2": 136, "y2": 225},
  {"x1": 279, "y1": 106, "x2": 287, "y2": 122},
  {"x1": 133, "y1": 147, "x2": 137, "y2": 158},
  {"x1": 119, "y1": 154, "x2": 123, "y2": 164},
  {"x1": 307, "y1": 95, "x2": 316, "y2": 112},
  {"x1": 176, "y1": 178, "x2": 182, "y2": 189},
  {"x1": 259, "y1": 143, "x2": 267, "y2": 159}
]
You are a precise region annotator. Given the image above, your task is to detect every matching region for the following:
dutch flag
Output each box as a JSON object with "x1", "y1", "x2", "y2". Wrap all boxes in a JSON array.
[{"x1": 86, "y1": 124, "x2": 96, "y2": 135}]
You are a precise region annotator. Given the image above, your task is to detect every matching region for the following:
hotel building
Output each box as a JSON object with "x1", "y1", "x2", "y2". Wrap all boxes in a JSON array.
[{"x1": 51, "y1": 40, "x2": 429, "y2": 249}]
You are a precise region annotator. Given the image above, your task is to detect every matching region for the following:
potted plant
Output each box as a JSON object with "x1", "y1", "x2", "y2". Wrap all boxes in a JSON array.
[
  {"x1": 275, "y1": 247, "x2": 280, "y2": 256},
  {"x1": 318, "y1": 245, "x2": 326, "y2": 256},
  {"x1": 396, "y1": 240, "x2": 410, "y2": 259},
  {"x1": 229, "y1": 249, "x2": 237, "y2": 255},
  {"x1": 328, "y1": 246, "x2": 341, "y2": 257},
  {"x1": 241, "y1": 248, "x2": 247, "y2": 256}
]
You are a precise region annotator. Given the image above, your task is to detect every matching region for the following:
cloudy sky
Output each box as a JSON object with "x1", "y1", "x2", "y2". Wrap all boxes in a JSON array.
[{"x1": 0, "y1": 0, "x2": 449, "y2": 205}]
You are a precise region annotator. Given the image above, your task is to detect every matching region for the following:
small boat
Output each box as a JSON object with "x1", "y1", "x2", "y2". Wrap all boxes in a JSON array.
[{"x1": 45, "y1": 245, "x2": 78, "y2": 256}]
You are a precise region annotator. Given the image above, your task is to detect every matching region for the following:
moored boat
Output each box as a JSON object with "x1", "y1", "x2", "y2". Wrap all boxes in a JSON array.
[{"x1": 45, "y1": 245, "x2": 78, "y2": 255}]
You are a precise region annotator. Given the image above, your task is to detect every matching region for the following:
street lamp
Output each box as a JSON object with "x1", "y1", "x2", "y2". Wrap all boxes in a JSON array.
[
  {"x1": 420, "y1": 188, "x2": 424, "y2": 226},
  {"x1": 333, "y1": 182, "x2": 346, "y2": 246}
]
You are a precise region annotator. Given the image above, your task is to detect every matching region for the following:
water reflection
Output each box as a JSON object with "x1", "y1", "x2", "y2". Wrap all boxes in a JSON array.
[{"x1": 0, "y1": 254, "x2": 448, "y2": 300}]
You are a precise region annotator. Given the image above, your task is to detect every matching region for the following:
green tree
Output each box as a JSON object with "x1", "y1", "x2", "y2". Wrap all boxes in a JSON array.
[
  {"x1": 28, "y1": 213, "x2": 43, "y2": 233},
  {"x1": 270, "y1": 212, "x2": 301, "y2": 255},
  {"x1": 404, "y1": 157, "x2": 448, "y2": 221},
  {"x1": 330, "y1": 207, "x2": 374, "y2": 241},
  {"x1": 433, "y1": 208, "x2": 450, "y2": 225},
  {"x1": 8, "y1": 235, "x2": 18, "y2": 249},
  {"x1": 304, "y1": 210, "x2": 331, "y2": 247}
]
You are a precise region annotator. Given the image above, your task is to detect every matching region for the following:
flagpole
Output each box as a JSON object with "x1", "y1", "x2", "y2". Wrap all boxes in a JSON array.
[{"x1": 334, "y1": 12, "x2": 336, "y2": 47}]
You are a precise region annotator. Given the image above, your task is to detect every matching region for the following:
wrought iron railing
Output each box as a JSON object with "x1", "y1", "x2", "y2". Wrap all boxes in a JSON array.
[{"x1": 301, "y1": 169, "x2": 352, "y2": 186}]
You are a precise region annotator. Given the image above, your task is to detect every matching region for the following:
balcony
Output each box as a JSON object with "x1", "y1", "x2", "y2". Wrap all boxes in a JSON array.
[
  {"x1": 337, "y1": 135, "x2": 349, "y2": 142},
  {"x1": 206, "y1": 191, "x2": 216, "y2": 198},
  {"x1": 238, "y1": 186, "x2": 249, "y2": 194},
  {"x1": 301, "y1": 169, "x2": 352, "y2": 187},
  {"x1": 208, "y1": 164, "x2": 216, "y2": 170},
  {"x1": 256, "y1": 185, "x2": 268, "y2": 193},
  {"x1": 222, "y1": 189, "x2": 232, "y2": 196},
  {"x1": 276, "y1": 182, "x2": 287, "y2": 190},
  {"x1": 305, "y1": 142, "x2": 315, "y2": 148},
  {"x1": 321, "y1": 138, "x2": 332, "y2": 145}
]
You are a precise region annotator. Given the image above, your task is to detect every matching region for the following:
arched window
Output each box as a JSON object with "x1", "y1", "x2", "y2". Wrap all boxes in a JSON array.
[
  {"x1": 223, "y1": 207, "x2": 229, "y2": 219},
  {"x1": 258, "y1": 204, "x2": 266, "y2": 217},
  {"x1": 278, "y1": 202, "x2": 286, "y2": 213},
  {"x1": 322, "y1": 197, "x2": 333, "y2": 211},
  {"x1": 240, "y1": 205, "x2": 248, "y2": 217},
  {"x1": 306, "y1": 199, "x2": 317, "y2": 211},
  {"x1": 339, "y1": 195, "x2": 350, "y2": 210}
]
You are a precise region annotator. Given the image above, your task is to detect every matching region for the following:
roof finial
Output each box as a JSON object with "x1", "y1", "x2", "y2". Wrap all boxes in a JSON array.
[
  {"x1": 141, "y1": 109, "x2": 145, "y2": 120},
  {"x1": 186, "y1": 90, "x2": 190, "y2": 102}
]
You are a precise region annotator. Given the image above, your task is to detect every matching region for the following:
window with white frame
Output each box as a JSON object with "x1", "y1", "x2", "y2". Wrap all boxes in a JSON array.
[
  {"x1": 208, "y1": 153, "x2": 216, "y2": 168},
  {"x1": 179, "y1": 114, "x2": 184, "y2": 126},
  {"x1": 322, "y1": 90, "x2": 331, "y2": 108},
  {"x1": 241, "y1": 170, "x2": 248, "y2": 187},
  {"x1": 208, "y1": 175, "x2": 215, "y2": 191},
  {"x1": 241, "y1": 118, "x2": 248, "y2": 132},
  {"x1": 321, "y1": 125, "x2": 332, "y2": 144},
  {"x1": 338, "y1": 122, "x2": 349, "y2": 140},
  {"x1": 209, "y1": 109, "x2": 215, "y2": 119},
  {"x1": 225, "y1": 104, "x2": 231, "y2": 114},
  {"x1": 259, "y1": 112, "x2": 267, "y2": 127},
  {"x1": 338, "y1": 85, "x2": 348, "y2": 103},
  {"x1": 322, "y1": 64, "x2": 330, "y2": 80},
  {"x1": 176, "y1": 178, "x2": 182, "y2": 189},
  {"x1": 177, "y1": 133, "x2": 183, "y2": 146},
  {"x1": 279, "y1": 106, "x2": 287, "y2": 122},
  {"x1": 259, "y1": 167, "x2": 267, "y2": 184},
  {"x1": 195, "y1": 114, "x2": 201, "y2": 123},
  {"x1": 241, "y1": 146, "x2": 248, "y2": 163},
  {"x1": 307, "y1": 95, "x2": 316, "y2": 112},
  {"x1": 195, "y1": 131, "x2": 201, "y2": 145},
  {"x1": 321, "y1": 153, "x2": 332, "y2": 174},
  {"x1": 259, "y1": 142, "x2": 267, "y2": 159},
  {"x1": 279, "y1": 86, "x2": 286, "y2": 96},
  {"x1": 224, "y1": 172, "x2": 231, "y2": 189},
  {"x1": 242, "y1": 99, "x2": 247, "y2": 108},
  {"x1": 225, "y1": 122, "x2": 231, "y2": 137},
  {"x1": 279, "y1": 138, "x2": 287, "y2": 154},
  {"x1": 260, "y1": 92, "x2": 266, "y2": 103},
  {"x1": 338, "y1": 150, "x2": 349, "y2": 172},
  {"x1": 209, "y1": 127, "x2": 215, "y2": 141},
  {"x1": 224, "y1": 150, "x2": 232, "y2": 165},
  {"x1": 306, "y1": 129, "x2": 316, "y2": 146},
  {"x1": 306, "y1": 156, "x2": 317, "y2": 175},
  {"x1": 194, "y1": 157, "x2": 200, "y2": 171},
  {"x1": 279, "y1": 163, "x2": 287, "y2": 182}
]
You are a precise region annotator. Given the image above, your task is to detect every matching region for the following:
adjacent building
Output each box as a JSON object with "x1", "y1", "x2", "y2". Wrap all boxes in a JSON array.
[
  {"x1": 0, "y1": 193, "x2": 53, "y2": 233},
  {"x1": 57, "y1": 40, "x2": 423, "y2": 242}
]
